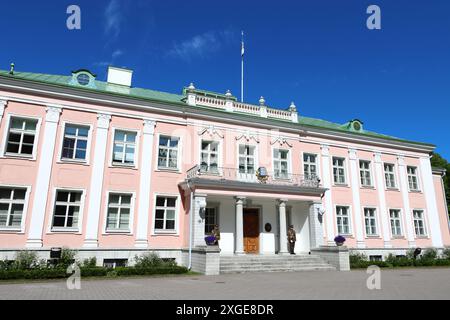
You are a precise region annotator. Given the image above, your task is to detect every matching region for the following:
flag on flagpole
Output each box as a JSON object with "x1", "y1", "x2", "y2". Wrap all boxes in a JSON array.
[{"x1": 241, "y1": 31, "x2": 245, "y2": 57}]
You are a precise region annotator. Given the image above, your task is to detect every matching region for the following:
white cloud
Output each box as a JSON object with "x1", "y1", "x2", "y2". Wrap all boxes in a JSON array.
[
  {"x1": 112, "y1": 49, "x2": 124, "y2": 59},
  {"x1": 168, "y1": 29, "x2": 236, "y2": 61},
  {"x1": 104, "y1": 0, "x2": 122, "y2": 39}
]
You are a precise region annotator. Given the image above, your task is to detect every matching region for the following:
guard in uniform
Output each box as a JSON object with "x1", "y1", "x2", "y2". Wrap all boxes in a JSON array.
[{"x1": 287, "y1": 225, "x2": 296, "y2": 255}]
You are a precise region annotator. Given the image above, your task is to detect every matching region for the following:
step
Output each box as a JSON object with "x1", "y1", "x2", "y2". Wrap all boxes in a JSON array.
[{"x1": 220, "y1": 266, "x2": 336, "y2": 274}]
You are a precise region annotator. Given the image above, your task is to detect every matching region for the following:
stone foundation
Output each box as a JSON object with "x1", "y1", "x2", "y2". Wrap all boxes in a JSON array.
[{"x1": 311, "y1": 246, "x2": 350, "y2": 271}]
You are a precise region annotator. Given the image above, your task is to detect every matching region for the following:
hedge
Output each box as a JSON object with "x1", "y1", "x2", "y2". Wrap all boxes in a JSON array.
[
  {"x1": 0, "y1": 266, "x2": 188, "y2": 281},
  {"x1": 351, "y1": 258, "x2": 450, "y2": 269}
]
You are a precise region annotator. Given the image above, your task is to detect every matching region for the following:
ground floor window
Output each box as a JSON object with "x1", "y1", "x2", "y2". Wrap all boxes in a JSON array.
[
  {"x1": 336, "y1": 206, "x2": 351, "y2": 235},
  {"x1": 0, "y1": 187, "x2": 26, "y2": 229},
  {"x1": 154, "y1": 196, "x2": 177, "y2": 232},
  {"x1": 389, "y1": 209, "x2": 402, "y2": 237},
  {"x1": 106, "y1": 193, "x2": 132, "y2": 232},
  {"x1": 413, "y1": 210, "x2": 427, "y2": 237},
  {"x1": 52, "y1": 190, "x2": 82, "y2": 230},
  {"x1": 205, "y1": 207, "x2": 218, "y2": 235},
  {"x1": 364, "y1": 208, "x2": 378, "y2": 236},
  {"x1": 103, "y1": 259, "x2": 128, "y2": 268}
]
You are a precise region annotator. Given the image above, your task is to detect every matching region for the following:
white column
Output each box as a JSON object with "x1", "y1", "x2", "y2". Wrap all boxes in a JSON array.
[
  {"x1": 374, "y1": 152, "x2": 392, "y2": 248},
  {"x1": 193, "y1": 194, "x2": 207, "y2": 247},
  {"x1": 278, "y1": 199, "x2": 289, "y2": 254},
  {"x1": 135, "y1": 120, "x2": 156, "y2": 248},
  {"x1": 398, "y1": 156, "x2": 416, "y2": 247},
  {"x1": 309, "y1": 202, "x2": 324, "y2": 249},
  {"x1": 84, "y1": 114, "x2": 111, "y2": 248},
  {"x1": 26, "y1": 106, "x2": 62, "y2": 248},
  {"x1": 0, "y1": 100, "x2": 6, "y2": 122},
  {"x1": 235, "y1": 196, "x2": 246, "y2": 254},
  {"x1": 321, "y1": 145, "x2": 335, "y2": 245},
  {"x1": 420, "y1": 156, "x2": 444, "y2": 248},
  {"x1": 348, "y1": 149, "x2": 365, "y2": 248}
]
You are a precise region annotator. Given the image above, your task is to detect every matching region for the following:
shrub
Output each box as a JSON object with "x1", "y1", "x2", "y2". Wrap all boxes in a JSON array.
[
  {"x1": 57, "y1": 248, "x2": 77, "y2": 268},
  {"x1": 134, "y1": 252, "x2": 177, "y2": 269},
  {"x1": 422, "y1": 248, "x2": 438, "y2": 260},
  {"x1": 80, "y1": 267, "x2": 108, "y2": 277},
  {"x1": 14, "y1": 251, "x2": 40, "y2": 270},
  {"x1": 80, "y1": 257, "x2": 97, "y2": 268},
  {"x1": 350, "y1": 252, "x2": 368, "y2": 265},
  {"x1": 115, "y1": 266, "x2": 188, "y2": 277},
  {"x1": 442, "y1": 248, "x2": 450, "y2": 260}
]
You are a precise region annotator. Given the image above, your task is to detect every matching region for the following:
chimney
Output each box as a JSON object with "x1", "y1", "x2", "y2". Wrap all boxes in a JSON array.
[{"x1": 107, "y1": 66, "x2": 133, "y2": 87}]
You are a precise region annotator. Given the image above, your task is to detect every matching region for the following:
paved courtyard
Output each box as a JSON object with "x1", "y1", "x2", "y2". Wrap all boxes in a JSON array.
[{"x1": 0, "y1": 268, "x2": 449, "y2": 300}]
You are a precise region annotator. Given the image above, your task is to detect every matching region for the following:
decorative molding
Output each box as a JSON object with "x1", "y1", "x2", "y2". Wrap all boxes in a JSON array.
[
  {"x1": 321, "y1": 144, "x2": 330, "y2": 157},
  {"x1": 0, "y1": 100, "x2": 6, "y2": 120},
  {"x1": 143, "y1": 119, "x2": 156, "y2": 135},
  {"x1": 348, "y1": 148, "x2": 357, "y2": 160},
  {"x1": 235, "y1": 130, "x2": 260, "y2": 143},
  {"x1": 45, "y1": 106, "x2": 62, "y2": 123},
  {"x1": 397, "y1": 155, "x2": 406, "y2": 167},
  {"x1": 97, "y1": 113, "x2": 112, "y2": 129},
  {"x1": 374, "y1": 152, "x2": 382, "y2": 164},
  {"x1": 271, "y1": 136, "x2": 292, "y2": 148},
  {"x1": 198, "y1": 125, "x2": 224, "y2": 139}
]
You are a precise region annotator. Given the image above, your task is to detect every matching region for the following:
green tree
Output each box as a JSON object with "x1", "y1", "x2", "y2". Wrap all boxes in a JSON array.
[{"x1": 431, "y1": 153, "x2": 450, "y2": 216}]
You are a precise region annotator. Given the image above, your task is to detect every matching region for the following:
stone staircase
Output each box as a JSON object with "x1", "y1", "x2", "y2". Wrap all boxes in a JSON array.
[{"x1": 219, "y1": 254, "x2": 336, "y2": 274}]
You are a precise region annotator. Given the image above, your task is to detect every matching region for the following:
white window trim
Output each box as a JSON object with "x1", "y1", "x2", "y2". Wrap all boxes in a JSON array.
[
  {"x1": 155, "y1": 133, "x2": 182, "y2": 173},
  {"x1": 198, "y1": 138, "x2": 223, "y2": 175},
  {"x1": 0, "y1": 113, "x2": 42, "y2": 161},
  {"x1": 271, "y1": 147, "x2": 292, "y2": 180},
  {"x1": 0, "y1": 184, "x2": 32, "y2": 233},
  {"x1": 335, "y1": 205, "x2": 353, "y2": 236},
  {"x1": 407, "y1": 165, "x2": 422, "y2": 193},
  {"x1": 383, "y1": 162, "x2": 399, "y2": 191},
  {"x1": 359, "y1": 159, "x2": 375, "y2": 188},
  {"x1": 301, "y1": 152, "x2": 321, "y2": 180},
  {"x1": 151, "y1": 193, "x2": 181, "y2": 236},
  {"x1": 412, "y1": 208, "x2": 429, "y2": 238},
  {"x1": 47, "y1": 187, "x2": 86, "y2": 234},
  {"x1": 362, "y1": 206, "x2": 380, "y2": 238},
  {"x1": 237, "y1": 143, "x2": 259, "y2": 182},
  {"x1": 109, "y1": 127, "x2": 140, "y2": 169},
  {"x1": 102, "y1": 190, "x2": 136, "y2": 235},
  {"x1": 388, "y1": 207, "x2": 404, "y2": 238},
  {"x1": 57, "y1": 121, "x2": 93, "y2": 165},
  {"x1": 332, "y1": 156, "x2": 349, "y2": 186}
]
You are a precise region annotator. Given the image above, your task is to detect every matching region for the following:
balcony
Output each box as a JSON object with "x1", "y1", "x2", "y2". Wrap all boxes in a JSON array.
[{"x1": 186, "y1": 165, "x2": 322, "y2": 191}]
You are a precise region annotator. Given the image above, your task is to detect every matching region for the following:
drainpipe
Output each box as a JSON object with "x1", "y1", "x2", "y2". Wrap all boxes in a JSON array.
[{"x1": 187, "y1": 181, "x2": 194, "y2": 271}]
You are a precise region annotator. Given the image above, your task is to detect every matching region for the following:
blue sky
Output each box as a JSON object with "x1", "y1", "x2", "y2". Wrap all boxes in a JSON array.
[{"x1": 1, "y1": 0, "x2": 449, "y2": 158}]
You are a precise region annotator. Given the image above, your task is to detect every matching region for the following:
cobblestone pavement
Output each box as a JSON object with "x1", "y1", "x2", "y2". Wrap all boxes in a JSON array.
[{"x1": 0, "y1": 268, "x2": 449, "y2": 300}]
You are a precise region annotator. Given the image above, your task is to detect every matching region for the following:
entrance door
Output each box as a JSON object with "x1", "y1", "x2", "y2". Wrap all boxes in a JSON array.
[{"x1": 243, "y1": 209, "x2": 260, "y2": 254}]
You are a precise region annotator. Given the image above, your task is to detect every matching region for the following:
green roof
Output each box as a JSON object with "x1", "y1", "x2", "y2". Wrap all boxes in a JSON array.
[{"x1": 0, "y1": 69, "x2": 435, "y2": 148}]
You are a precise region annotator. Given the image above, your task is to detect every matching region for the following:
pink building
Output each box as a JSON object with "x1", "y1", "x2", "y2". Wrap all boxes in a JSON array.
[{"x1": 0, "y1": 66, "x2": 448, "y2": 274}]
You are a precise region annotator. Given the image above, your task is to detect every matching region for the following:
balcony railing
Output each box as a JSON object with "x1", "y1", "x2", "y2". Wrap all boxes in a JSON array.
[{"x1": 186, "y1": 165, "x2": 321, "y2": 188}]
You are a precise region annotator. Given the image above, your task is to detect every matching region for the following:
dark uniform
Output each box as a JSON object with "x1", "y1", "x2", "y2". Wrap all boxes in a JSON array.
[
  {"x1": 287, "y1": 225, "x2": 296, "y2": 255},
  {"x1": 211, "y1": 225, "x2": 221, "y2": 245}
]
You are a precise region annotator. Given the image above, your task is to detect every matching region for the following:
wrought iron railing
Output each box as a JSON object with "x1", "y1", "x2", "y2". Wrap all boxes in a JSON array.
[{"x1": 186, "y1": 165, "x2": 321, "y2": 188}]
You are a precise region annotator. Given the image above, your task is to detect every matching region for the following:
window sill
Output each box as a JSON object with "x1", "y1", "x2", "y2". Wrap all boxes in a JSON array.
[
  {"x1": 110, "y1": 164, "x2": 138, "y2": 170},
  {"x1": 386, "y1": 188, "x2": 400, "y2": 192},
  {"x1": 392, "y1": 236, "x2": 405, "y2": 240},
  {"x1": 152, "y1": 231, "x2": 179, "y2": 236},
  {"x1": 0, "y1": 228, "x2": 23, "y2": 233},
  {"x1": 156, "y1": 168, "x2": 181, "y2": 174},
  {"x1": 49, "y1": 228, "x2": 80, "y2": 234},
  {"x1": 104, "y1": 230, "x2": 132, "y2": 235},
  {"x1": 333, "y1": 184, "x2": 349, "y2": 188},
  {"x1": 365, "y1": 236, "x2": 381, "y2": 239},
  {"x1": 409, "y1": 190, "x2": 422, "y2": 194},
  {"x1": 2, "y1": 154, "x2": 36, "y2": 161},
  {"x1": 415, "y1": 236, "x2": 429, "y2": 240},
  {"x1": 58, "y1": 159, "x2": 90, "y2": 166},
  {"x1": 361, "y1": 186, "x2": 375, "y2": 190}
]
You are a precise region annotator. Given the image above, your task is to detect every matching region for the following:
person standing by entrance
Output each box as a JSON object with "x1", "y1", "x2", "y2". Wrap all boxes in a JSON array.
[{"x1": 288, "y1": 225, "x2": 296, "y2": 255}]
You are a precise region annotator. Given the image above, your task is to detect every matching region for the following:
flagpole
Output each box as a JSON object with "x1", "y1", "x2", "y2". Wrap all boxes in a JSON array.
[{"x1": 241, "y1": 31, "x2": 244, "y2": 103}]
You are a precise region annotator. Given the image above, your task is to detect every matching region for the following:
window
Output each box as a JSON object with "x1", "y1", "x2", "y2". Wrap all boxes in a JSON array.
[
  {"x1": 239, "y1": 145, "x2": 256, "y2": 174},
  {"x1": 359, "y1": 160, "x2": 372, "y2": 187},
  {"x1": 384, "y1": 164, "x2": 396, "y2": 189},
  {"x1": 154, "y1": 196, "x2": 177, "y2": 232},
  {"x1": 274, "y1": 149, "x2": 289, "y2": 179},
  {"x1": 336, "y1": 206, "x2": 351, "y2": 235},
  {"x1": 303, "y1": 154, "x2": 318, "y2": 180},
  {"x1": 0, "y1": 188, "x2": 26, "y2": 229},
  {"x1": 61, "y1": 124, "x2": 89, "y2": 161},
  {"x1": 200, "y1": 141, "x2": 219, "y2": 173},
  {"x1": 413, "y1": 210, "x2": 427, "y2": 237},
  {"x1": 369, "y1": 255, "x2": 383, "y2": 262},
  {"x1": 113, "y1": 130, "x2": 137, "y2": 166},
  {"x1": 333, "y1": 157, "x2": 346, "y2": 184},
  {"x1": 103, "y1": 259, "x2": 127, "y2": 269},
  {"x1": 106, "y1": 194, "x2": 132, "y2": 232},
  {"x1": 205, "y1": 207, "x2": 218, "y2": 235},
  {"x1": 407, "y1": 166, "x2": 419, "y2": 191},
  {"x1": 5, "y1": 117, "x2": 38, "y2": 157},
  {"x1": 77, "y1": 74, "x2": 90, "y2": 86},
  {"x1": 390, "y1": 209, "x2": 402, "y2": 237},
  {"x1": 364, "y1": 208, "x2": 378, "y2": 236},
  {"x1": 158, "y1": 136, "x2": 179, "y2": 170},
  {"x1": 52, "y1": 191, "x2": 82, "y2": 230}
]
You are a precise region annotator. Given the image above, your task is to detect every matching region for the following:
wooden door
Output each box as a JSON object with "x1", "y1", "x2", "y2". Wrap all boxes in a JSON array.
[{"x1": 243, "y1": 209, "x2": 260, "y2": 254}]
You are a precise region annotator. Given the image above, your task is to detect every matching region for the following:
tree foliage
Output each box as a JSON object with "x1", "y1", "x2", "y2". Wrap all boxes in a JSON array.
[{"x1": 431, "y1": 153, "x2": 450, "y2": 215}]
